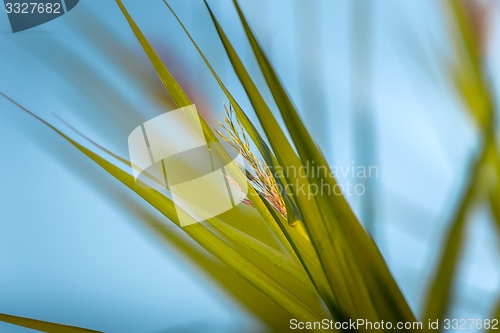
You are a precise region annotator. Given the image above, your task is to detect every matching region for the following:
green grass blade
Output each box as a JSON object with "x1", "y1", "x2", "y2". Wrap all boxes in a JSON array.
[
  {"x1": 57, "y1": 113, "x2": 316, "y2": 292},
  {"x1": 423, "y1": 146, "x2": 487, "y2": 322},
  {"x1": 443, "y1": 0, "x2": 495, "y2": 136},
  {"x1": 116, "y1": 0, "x2": 217, "y2": 147},
  {"x1": 209, "y1": 218, "x2": 316, "y2": 292},
  {"x1": 113, "y1": 2, "x2": 325, "y2": 300},
  {"x1": 0, "y1": 313, "x2": 102, "y2": 333},
  {"x1": 488, "y1": 143, "x2": 500, "y2": 230},
  {"x1": 202, "y1": 3, "x2": 411, "y2": 325}
]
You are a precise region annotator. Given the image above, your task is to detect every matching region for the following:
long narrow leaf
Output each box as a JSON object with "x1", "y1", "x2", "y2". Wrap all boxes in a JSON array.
[
  {"x1": 423, "y1": 146, "x2": 487, "y2": 322},
  {"x1": 0, "y1": 313, "x2": 102, "y2": 333}
]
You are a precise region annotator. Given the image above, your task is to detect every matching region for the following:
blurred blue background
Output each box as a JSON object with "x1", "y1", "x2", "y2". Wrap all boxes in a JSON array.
[{"x1": 0, "y1": 0, "x2": 499, "y2": 332}]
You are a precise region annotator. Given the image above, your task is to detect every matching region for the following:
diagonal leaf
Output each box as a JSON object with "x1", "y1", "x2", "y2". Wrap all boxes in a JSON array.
[
  {"x1": 0, "y1": 313, "x2": 102, "y2": 333},
  {"x1": 116, "y1": 0, "x2": 190, "y2": 109},
  {"x1": 423, "y1": 145, "x2": 487, "y2": 322}
]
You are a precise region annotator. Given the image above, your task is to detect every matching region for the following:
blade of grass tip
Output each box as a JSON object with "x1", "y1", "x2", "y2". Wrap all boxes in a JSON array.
[
  {"x1": 116, "y1": 0, "x2": 216, "y2": 146},
  {"x1": 230, "y1": 0, "x2": 413, "y2": 325},
  {"x1": 202, "y1": 1, "x2": 358, "y2": 321},
  {"x1": 2, "y1": 93, "x2": 328, "y2": 326},
  {"x1": 423, "y1": 144, "x2": 488, "y2": 323},
  {"x1": 161, "y1": 0, "x2": 304, "y2": 265},
  {"x1": 425, "y1": 0, "x2": 499, "y2": 323},
  {"x1": 115, "y1": 0, "x2": 190, "y2": 108},
  {"x1": 0, "y1": 313, "x2": 102, "y2": 333}
]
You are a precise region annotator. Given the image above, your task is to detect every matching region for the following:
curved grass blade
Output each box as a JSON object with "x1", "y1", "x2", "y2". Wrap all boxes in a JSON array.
[
  {"x1": 0, "y1": 313, "x2": 102, "y2": 333},
  {"x1": 423, "y1": 0, "x2": 500, "y2": 323},
  {"x1": 423, "y1": 145, "x2": 487, "y2": 322}
]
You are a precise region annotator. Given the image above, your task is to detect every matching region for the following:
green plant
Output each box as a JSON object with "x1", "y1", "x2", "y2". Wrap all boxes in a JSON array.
[{"x1": 1, "y1": 0, "x2": 498, "y2": 332}]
